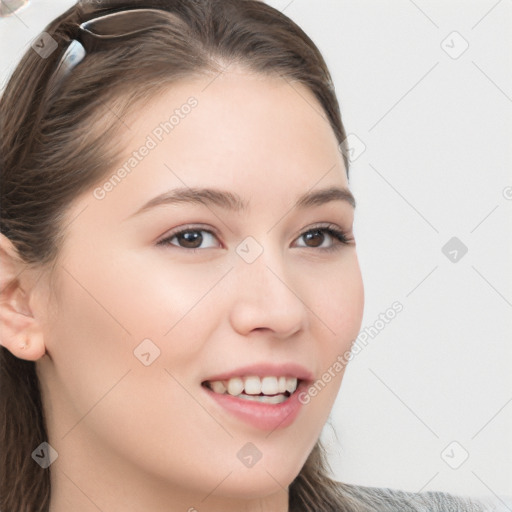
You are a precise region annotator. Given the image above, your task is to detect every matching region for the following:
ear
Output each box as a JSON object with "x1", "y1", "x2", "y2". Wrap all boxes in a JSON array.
[{"x1": 0, "y1": 233, "x2": 46, "y2": 361}]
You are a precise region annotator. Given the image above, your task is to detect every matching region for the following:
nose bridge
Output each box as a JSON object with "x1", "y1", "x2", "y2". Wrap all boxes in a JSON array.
[
  {"x1": 229, "y1": 236, "x2": 307, "y2": 337},
  {"x1": 236, "y1": 234, "x2": 289, "y2": 295}
]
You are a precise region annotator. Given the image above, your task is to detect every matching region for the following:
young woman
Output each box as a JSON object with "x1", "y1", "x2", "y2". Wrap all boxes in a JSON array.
[{"x1": 0, "y1": 1, "x2": 509, "y2": 510}]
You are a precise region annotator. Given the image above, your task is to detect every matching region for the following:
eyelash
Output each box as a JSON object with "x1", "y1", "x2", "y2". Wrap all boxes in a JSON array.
[{"x1": 157, "y1": 223, "x2": 353, "y2": 253}]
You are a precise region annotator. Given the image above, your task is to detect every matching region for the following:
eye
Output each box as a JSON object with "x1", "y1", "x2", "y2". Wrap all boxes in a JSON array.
[
  {"x1": 294, "y1": 224, "x2": 353, "y2": 252},
  {"x1": 157, "y1": 226, "x2": 220, "y2": 250}
]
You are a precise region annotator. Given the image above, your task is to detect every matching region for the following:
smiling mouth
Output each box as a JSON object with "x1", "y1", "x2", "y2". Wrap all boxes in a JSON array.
[{"x1": 202, "y1": 375, "x2": 300, "y2": 404}]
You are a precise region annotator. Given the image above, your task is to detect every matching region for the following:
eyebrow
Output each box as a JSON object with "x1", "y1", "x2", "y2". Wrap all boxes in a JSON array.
[{"x1": 128, "y1": 185, "x2": 356, "y2": 219}]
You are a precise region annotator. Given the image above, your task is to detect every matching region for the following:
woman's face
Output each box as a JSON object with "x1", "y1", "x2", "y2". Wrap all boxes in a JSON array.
[{"x1": 36, "y1": 69, "x2": 364, "y2": 509}]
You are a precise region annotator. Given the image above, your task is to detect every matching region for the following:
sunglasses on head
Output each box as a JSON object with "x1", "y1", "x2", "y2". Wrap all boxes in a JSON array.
[{"x1": 46, "y1": 5, "x2": 171, "y2": 97}]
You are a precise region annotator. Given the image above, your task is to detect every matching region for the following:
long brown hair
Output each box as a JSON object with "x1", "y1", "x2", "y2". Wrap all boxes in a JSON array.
[
  {"x1": 0, "y1": 1, "x2": 350, "y2": 509},
  {"x1": 0, "y1": 1, "x2": 488, "y2": 511}
]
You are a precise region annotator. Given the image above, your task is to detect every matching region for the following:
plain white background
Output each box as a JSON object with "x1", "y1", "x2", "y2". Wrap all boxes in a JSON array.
[{"x1": 1, "y1": 0, "x2": 511, "y2": 501}]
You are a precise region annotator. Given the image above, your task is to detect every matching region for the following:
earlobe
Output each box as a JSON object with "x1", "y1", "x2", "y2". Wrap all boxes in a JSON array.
[{"x1": 0, "y1": 233, "x2": 46, "y2": 361}]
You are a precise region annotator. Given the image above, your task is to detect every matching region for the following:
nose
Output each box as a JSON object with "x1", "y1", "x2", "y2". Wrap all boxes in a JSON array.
[{"x1": 228, "y1": 247, "x2": 308, "y2": 339}]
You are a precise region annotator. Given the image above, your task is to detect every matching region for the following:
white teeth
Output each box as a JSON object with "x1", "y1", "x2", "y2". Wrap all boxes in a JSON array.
[
  {"x1": 227, "y1": 377, "x2": 244, "y2": 396},
  {"x1": 286, "y1": 377, "x2": 298, "y2": 394},
  {"x1": 208, "y1": 375, "x2": 300, "y2": 397},
  {"x1": 210, "y1": 381, "x2": 226, "y2": 394},
  {"x1": 261, "y1": 376, "x2": 279, "y2": 395},
  {"x1": 238, "y1": 393, "x2": 288, "y2": 404},
  {"x1": 244, "y1": 376, "x2": 262, "y2": 395}
]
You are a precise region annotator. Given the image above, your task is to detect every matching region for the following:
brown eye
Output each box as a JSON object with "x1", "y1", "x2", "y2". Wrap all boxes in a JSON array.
[
  {"x1": 302, "y1": 229, "x2": 326, "y2": 248},
  {"x1": 295, "y1": 226, "x2": 352, "y2": 252},
  {"x1": 174, "y1": 231, "x2": 203, "y2": 249},
  {"x1": 158, "y1": 228, "x2": 219, "y2": 250}
]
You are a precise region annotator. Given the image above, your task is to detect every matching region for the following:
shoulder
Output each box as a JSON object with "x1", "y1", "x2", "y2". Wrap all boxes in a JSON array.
[
  {"x1": 474, "y1": 495, "x2": 512, "y2": 511},
  {"x1": 338, "y1": 482, "x2": 511, "y2": 511}
]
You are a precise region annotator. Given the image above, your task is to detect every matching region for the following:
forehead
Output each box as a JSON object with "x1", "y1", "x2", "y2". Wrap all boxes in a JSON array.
[
  {"x1": 64, "y1": 69, "x2": 350, "y2": 232},
  {"x1": 119, "y1": 69, "x2": 347, "y2": 186}
]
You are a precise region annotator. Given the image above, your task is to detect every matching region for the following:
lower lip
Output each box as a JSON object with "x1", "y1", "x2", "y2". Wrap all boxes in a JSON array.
[{"x1": 202, "y1": 382, "x2": 307, "y2": 431}]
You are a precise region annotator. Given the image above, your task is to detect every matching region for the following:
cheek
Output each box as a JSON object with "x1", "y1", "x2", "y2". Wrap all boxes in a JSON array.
[
  {"x1": 95, "y1": 250, "x2": 228, "y2": 339},
  {"x1": 43, "y1": 269, "x2": 136, "y2": 437},
  {"x1": 44, "y1": 266, "x2": 239, "y2": 492},
  {"x1": 45, "y1": 254, "x2": 212, "y2": 392},
  {"x1": 305, "y1": 253, "x2": 364, "y2": 345},
  {"x1": 303, "y1": 255, "x2": 364, "y2": 404}
]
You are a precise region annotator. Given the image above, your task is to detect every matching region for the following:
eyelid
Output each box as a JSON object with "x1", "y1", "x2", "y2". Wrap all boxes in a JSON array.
[{"x1": 294, "y1": 221, "x2": 351, "y2": 239}]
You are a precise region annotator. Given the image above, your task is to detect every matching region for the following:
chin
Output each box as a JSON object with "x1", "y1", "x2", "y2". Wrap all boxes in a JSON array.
[{"x1": 214, "y1": 467, "x2": 297, "y2": 500}]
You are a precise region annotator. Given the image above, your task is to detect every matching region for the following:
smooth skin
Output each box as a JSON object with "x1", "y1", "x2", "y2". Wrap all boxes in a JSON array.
[{"x1": 0, "y1": 67, "x2": 364, "y2": 512}]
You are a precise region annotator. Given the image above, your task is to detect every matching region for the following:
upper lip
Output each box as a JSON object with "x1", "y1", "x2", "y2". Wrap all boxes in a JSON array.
[{"x1": 202, "y1": 362, "x2": 314, "y2": 383}]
